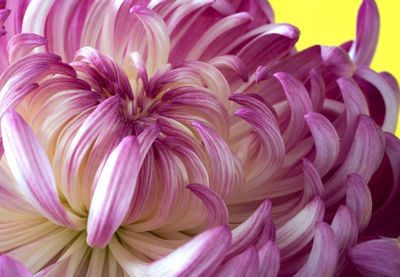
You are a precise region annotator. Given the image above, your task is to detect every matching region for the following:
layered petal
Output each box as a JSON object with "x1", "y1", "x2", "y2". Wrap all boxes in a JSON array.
[{"x1": 0, "y1": 255, "x2": 33, "y2": 277}]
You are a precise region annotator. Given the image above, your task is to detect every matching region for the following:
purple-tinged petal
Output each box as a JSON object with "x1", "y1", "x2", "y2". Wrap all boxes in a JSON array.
[
  {"x1": 87, "y1": 136, "x2": 141, "y2": 248},
  {"x1": 294, "y1": 222, "x2": 338, "y2": 277},
  {"x1": 274, "y1": 72, "x2": 313, "y2": 150},
  {"x1": 227, "y1": 199, "x2": 272, "y2": 260},
  {"x1": 1, "y1": 110, "x2": 72, "y2": 228},
  {"x1": 236, "y1": 0, "x2": 275, "y2": 26},
  {"x1": 130, "y1": 5, "x2": 170, "y2": 74},
  {"x1": 276, "y1": 196, "x2": 325, "y2": 259},
  {"x1": 308, "y1": 68, "x2": 325, "y2": 112},
  {"x1": 111, "y1": 226, "x2": 232, "y2": 277},
  {"x1": 214, "y1": 246, "x2": 259, "y2": 277},
  {"x1": 131, "y1": 51, "x2": 150, "y2": 94},
  {"x1": 0, "y1": 83, "x2": 38, "y2": 118},
  {"x1": 321, "y1": 46, "x2": 356, "y2": 78},
  {"x1": 192, "y1": 121, "x2": 236, "y2": 200},
  {"x1": 330, "y1": 205, "x2": 358, "y2": 276},
  {"x1": 254, "y1": 65, "x2": 270, "y2": 83},
  {"x1": 348, "y1": 0, "x2": 379, "y2": 66},
  {"x1": 355, "y1": 66, "x2": 399, "y2": 133},
  {"x1": 346, "y1": 174, "x2": 372, "y2": 232},
  {"x1": 0, "y1": 254, "x2": 33, "y2": 277},
  {"x1": 325, "y1": 115, "x2": 384, "y2": 206},
  {"x1": 208, "y1": 55, "x2": 248, "y2": 82},
  {"x1": 348, "y1": 238, "x2": 400, "y2": 277},
  {"x1": 380, "y1": 71, "x2": 400, "y2": 96},
  {"x1": 62, "y1": 95, "x2": 121, "y2": 213},
  {"x1": 305, "y1": 112, "x2": 340, "y2": 176},
  {"x1": 336, "y1": 77, "x2": 369, "y2": 164},
  {"x1": 258, "y1": 240, "x2": 280, "y2": 277},
  {"x1": 187, "y1": 183, "x2": 229, "y2": 228},
  {"x1": 7, "y1": 34, "x2": 48, "y2": 63},
  {"x1": 0, "y1": 9, "x2": 10, "y2": 26}
]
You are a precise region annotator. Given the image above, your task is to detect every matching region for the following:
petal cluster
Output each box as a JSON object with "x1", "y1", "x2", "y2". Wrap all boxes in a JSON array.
[{"x1": 0, "y1": 0, "x2": 399, "y2": 277}]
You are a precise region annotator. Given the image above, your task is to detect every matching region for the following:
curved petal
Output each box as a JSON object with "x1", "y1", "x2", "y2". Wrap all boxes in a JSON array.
[
  {"x1": 348, "y1": 238, "x2": 400, "y2": 277},
  {"x1": 1, "y1": 111, "x2": 72, "y2": 228},
  {"x1": 308, "y1": 68, "x2": 325, "y2": 112},
  {"x1": 214, "y1": 246, "x2": 259, "y2": 277},
  {"x1": 276, "y1": 196, "x2": 325, "y2": 259},
  {"x1": 87, "y1": 136, "x2": 141, "y2": 248},
  {"x1": 305, "y1": 112, "x2": 340, "y2": 176},
  {"x1": 7, "y1": 34, "x2": 48, "y2": 63},
  {"x1": 346, "y1": 173, "x2": 372, "y2": 232},
  {"x1": 258, "y1": 240, "x2": 280, "y2": 277},
  {"x1": 192, "y1": 121, "x2": 236, "y2": 200},
  {"x1": 0, "y1": 254, "x2": 33, "y2": 277},
  {"x1": 208, "y1": 55, "x2": 248, "y2": 82},
  {"x1": 348, "y1": 0, "x2": 379, "y2": 66},
  {"x1": 187, "y1": 183, "x2": 229, "y2": 228},
  {"x1": 294, "y1": 222, "x2": 338, "y2": 277}
]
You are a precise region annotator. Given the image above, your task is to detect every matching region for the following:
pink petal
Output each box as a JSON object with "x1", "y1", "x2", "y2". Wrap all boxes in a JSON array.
[
  {"x1": 208, "y1": 55, "x2": 248, "y2": 82},
  {"x1": 0, "y1": 255, "x2": 32, "y2": 277},
  {"x1": 304, "y1": 112, "x2": 340, "y2": 177},
  {"x1": 294, "y1": 222, "x2": 338, "y2": 277},
  {"x1": 87, "y1": 136, "x2": 141, "y2": 248},
  {"x1": 258, "y1": 240, "x2": 280, "y2": 277},
  {"x1": 276, "y1": 196, "x2": 325, "y2": 259},
  {"x1": 308, "y1": 68, "x2": 325, "y2": 112},
  {"x1": 214, "y1": 246, "x2": 259, "y2": 277},
  {"x1": 254, "y1": 65, "x2": 270, "y2": 83},
  {"x1": 274, "y1": 72, "x2": 313, "y2": 150},
  {"x1": 131, "y1": 51, "x2": 150, "y2": 95},
  {"x1": 348, "y1": 0, "x2": 379, "y2": 66},
  {"x1": 1, "y1": 110, "x2": 72, "y2": 228},
  {"x1": 330, "y1": 205, "x2": 358, "y2": 276},
  {"x1": 348, "y1": 238, "x2": 400, "y2": 277},
  {"x1": 192, "y1": 121, "x2": 236, "y2": 200},
  {"x1": 7, "y1": 33, "x2": 48, "y2": 63},
  {"x1": 227, "y1": 199, "x2": 272, "y2": 260},
  {"x1": 187, "y1": 183, "x2": 229, "y2": 228},
  {"x1": 346, "y1": 173, "x2": 372, "y2": 232}
]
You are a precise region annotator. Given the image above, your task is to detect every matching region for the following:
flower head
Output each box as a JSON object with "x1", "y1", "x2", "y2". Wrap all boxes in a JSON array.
[{"x1": 0, "y1": 0, "x2": 399, "y2": 276}]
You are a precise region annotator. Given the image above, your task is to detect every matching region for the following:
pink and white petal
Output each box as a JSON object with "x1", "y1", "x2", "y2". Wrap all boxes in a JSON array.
[
  {"x1": 345, "y1": 173, "x2": 372, "y2": 232},
  {"x1": 305, "y1": 112, "x2": 340, "y2": 176},
  {"x1": 274, "y1": 72, "x2": 313, "y2": 150},
  {"x1": 213, "y1": 246, "x2": 259, "y2": 277},
  {"x1": 62, "y1": 95, "x2": 121, "y2": 213},
  {"x1": 276, "y1": 196, "x2": 325, "y2": 259},
  {"x1": 131, "y1": 51, "x2": 150, "y2": 94},
  {"x1": 87, "y1": 136, "x2": 141, "y2": 248},
  {"x1": 187, "y1": 183, "x2": 229, "y2": 228},
  {"x1": 254, "y1": 65, "x2": 270, "y2": 83},
  {"x1": 330, "y1": 205, "x2": 358, "y2": 276},
  {"x1": 227, "y1": 199, "x2": 272, "y2": 260},
  {"x1": 348, "y1": 0, "x2": 379, "y2": 66},
  {"x1": 1, "y1": 111, "x2": 72, "y2": 228},
  {"x1": 355, "y1": 66, "x2": 399, "y2": 133},
  {"x1": 7, "y1": 34, "x2": 48, "y2": 63},
  {"x1": 208, "y1": 55, "x2": 248, "y2": 82},
  {"x1": 0, "y1": 254, "x2": 33, "y2": 277},
  {"x1": 325, "y1": 115, "x2": 385, "y2": 206},
  {"x1": 110, "y1": 226, "x2": 232, "y2": 277},
  {"x1": 294, "y1": 222, "x2": 338, "y2": 277},
  {"x1": 130, "y1": 5, "x2": 170, "y2": 74},
  {"x1": 0, "y1": 84, "x2": 38, "y2": 118},
  {"x1": 192, "y1": 121, "x2": 236, "y2": 200},
  {"x1": 348, "y1": 238, "x2": 400, "y2": 277},
  {"x1": 258, "y1": 240, "x2": 280, "y2": 277}
]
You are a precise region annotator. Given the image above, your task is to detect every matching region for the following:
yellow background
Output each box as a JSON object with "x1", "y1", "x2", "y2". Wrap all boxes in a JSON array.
[{"x1": 269, "y1": 0, "x2": 400, "y2": 136}]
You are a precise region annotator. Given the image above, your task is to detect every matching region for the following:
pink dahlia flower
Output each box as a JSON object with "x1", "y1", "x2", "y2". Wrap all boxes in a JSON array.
[{"x1": 0, "y1": 0, "x2": 399, "y2": 276}]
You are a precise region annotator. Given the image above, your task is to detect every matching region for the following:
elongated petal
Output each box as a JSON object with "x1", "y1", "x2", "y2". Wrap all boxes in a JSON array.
[
  {"x1": 308, "y1": 68, "x2": 325, "y2": 111},
  {"x1": 0, "y1": 255, "x2": 33, "y2": 277},
  {"x1": 87, "y1": 136, "x2": 140, "y2": 248},
  {"x1": 349, "y1": 0, "x2": 379, "y2": 66},
  {"x1": 192, "y1": 121, "x2": 236, "y2": 200},
  {"x1": 258, "y1": 241, "x2": 280, "y2": 277},
  {"x1": 294, "y1": 222, "x2": 338, "y2": 277},
  {"x1": 208, "y1": 55, "x2": 248, "y2": 82},
  {"x1": 7, "y1": 33, "x2": 48, "y2": 63},
  {"x1": 187, "y1": 183, "x2": 229, "y2": 228},
  {"x1": 227, "y1": 199, "x2": 272, "y2": 259},
  {"x1": 276, "y1": 196, "x2": 324, "y2": 259},
  {"x1": 346, "y1": 173, "x2": 372, "y2": 232},
  {"x1": 348, "y1": 238, "x2": 400, "y2": 277},
  {"x1": 214, "y1": 246, "x2": 259, "y2": 277},
  {"x1": 1, "y1": 111, "x2": 71, "y2": 228},
  {"x1": 274, "y1": 72, "x2": 313, "y2": 150}
]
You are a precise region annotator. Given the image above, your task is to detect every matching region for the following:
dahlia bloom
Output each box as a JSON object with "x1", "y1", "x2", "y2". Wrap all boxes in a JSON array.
[{"x1": 0, "y1": 0, "x2": 399, "y2": 276}]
